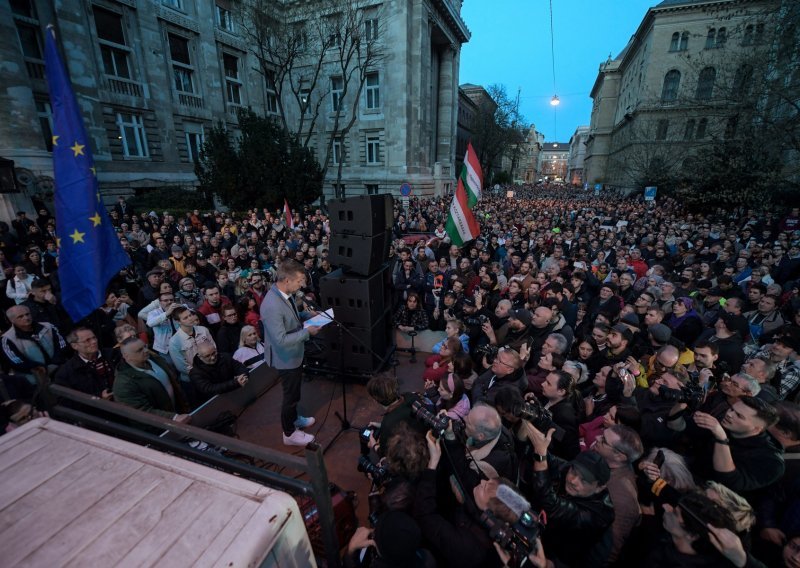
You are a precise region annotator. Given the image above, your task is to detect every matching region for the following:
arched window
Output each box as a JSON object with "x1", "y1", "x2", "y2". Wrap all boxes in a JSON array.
[
  {"x1": 717, "y1": 27, "x2": 727, "y2": 46},
  {"x1": 733, "y1": 64, "x2": 753, "y2": 97},
  {"x1": 743, "y1": 24, "x2": 754, "y2": 45},
  {"x1": 680, "y1": 31, "x2": 689, "y2": 51},
  {"x1": 684, "y1": 119, "x2": 696, "y2": 140},
  {"x1": 696, "y1": 118, "x2": 708, "y2": 139},
  {"x1": 661, "y1": 70, "x2": 681, "y2": 101},
  {"x1": 670, "y1": 32, "x2": 680, "y2": 51},
  {"x1": 706, "y1": 29, "x2": 716, "y2": 49},
  {"x1": 725, "y1": 115, "x2": 739, "y2": 139},
  {"x1": 696, "y1": 67, "x2": 716, "y2": 100}
]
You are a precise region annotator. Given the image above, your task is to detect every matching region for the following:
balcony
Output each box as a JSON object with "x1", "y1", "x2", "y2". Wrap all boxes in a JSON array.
[
  {"x1": 105, "y1": 76, "x2": 143, "y2": 98},
  {"x1": 178, "y1": 92, "x2": 203, "y2": 108}
]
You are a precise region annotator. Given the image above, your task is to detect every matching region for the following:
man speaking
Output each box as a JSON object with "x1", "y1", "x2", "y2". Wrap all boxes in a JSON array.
[{"x1": 261, "y1": 260, "x2": 321, "y2": 446}]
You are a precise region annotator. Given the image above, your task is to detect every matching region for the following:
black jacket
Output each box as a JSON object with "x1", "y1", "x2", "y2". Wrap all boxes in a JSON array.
[
  {"x1": 54, "y1": 349, "x2": 118, "y2": 397},
  {"x1": 215, "y1": 322, "x2": 244, "y2": 355},
  {"x1": 189, "y1": 352, "x2": 248, "y2": 402},
  {"x1": 412, "y1": 469, "x2": 502, "y2": 568},
  {"x1": 530, "y1": 458, "x2": 615, "y2": 567},
  {"x1": 471, "y1": 367, "x2": 527, "y2": 406}
]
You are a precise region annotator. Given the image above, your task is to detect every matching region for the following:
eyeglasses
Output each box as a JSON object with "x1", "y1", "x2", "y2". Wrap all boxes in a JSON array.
[{"x1": 596, "y1": 434, "x2": 623, "y2": 454}]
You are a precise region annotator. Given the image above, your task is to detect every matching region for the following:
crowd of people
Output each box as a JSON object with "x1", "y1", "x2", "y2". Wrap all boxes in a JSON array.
[{"x1": 0, "y1": 186, "x2": 799, "y2": 567}]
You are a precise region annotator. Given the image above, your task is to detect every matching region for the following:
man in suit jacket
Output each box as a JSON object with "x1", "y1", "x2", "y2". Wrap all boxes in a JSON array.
[
  {"x1": 114, "y1": 337, "x2": 190, "y2": 422},
  {"x1": 261, "y1": 260, "x2": 320, "y2": 446}
]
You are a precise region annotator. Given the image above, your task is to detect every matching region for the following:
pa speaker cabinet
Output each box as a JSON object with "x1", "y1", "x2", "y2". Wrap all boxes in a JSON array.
[
  {"x1": 320, "y1": 310, "x2": 393, "y2": 374},
  {"x1": 328, "y1": 194, "x2": 394, "y2": 236},
  {"x1": 328, "y1": 231, "x2": 389, "y2": 276},
  {"x1": 319, "y1": 266, "x2": 388, "y2": 328}
]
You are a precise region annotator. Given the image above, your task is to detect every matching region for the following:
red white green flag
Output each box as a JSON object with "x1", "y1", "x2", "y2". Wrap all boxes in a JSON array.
[
  {"x1": 284, "y1": 198, "x2": 294, "y2": 229},
  {"x1": 446, "y1": 143, "x2": 482, "y2": 246}
]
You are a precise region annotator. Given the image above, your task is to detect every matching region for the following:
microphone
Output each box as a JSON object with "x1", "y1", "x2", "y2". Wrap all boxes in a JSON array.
[{"x1": 298, "y1": 292, "x2": 319, "y2": 310}]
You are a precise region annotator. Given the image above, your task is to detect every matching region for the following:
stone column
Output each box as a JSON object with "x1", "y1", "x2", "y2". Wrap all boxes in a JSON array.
[{"x1": 436, "y1": 46, "x2": 455, "y2": 166}]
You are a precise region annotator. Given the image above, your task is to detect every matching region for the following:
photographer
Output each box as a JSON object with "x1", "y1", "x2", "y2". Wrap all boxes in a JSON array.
[
  {"x1": 520, "y1": 422, "x2": 615, "y2": 567},
  {"x1": 635, "y1": 368, "x2": 697, "y2": 449},
  {"x1": 366, "y1": 375, "x2": 427, "y2": 456},
  {"x1": 692, "y1": 397, "x2": 785, "y2": 499},
  {"x1": 412, "y1": 431, "x2": 530, "y2": 568},
  {"x1": 538, "y1": 370, "x2": 582, "y2": 460},
  {"x1": 343, "y1": 510, "x2": 435, "y2": 568}
]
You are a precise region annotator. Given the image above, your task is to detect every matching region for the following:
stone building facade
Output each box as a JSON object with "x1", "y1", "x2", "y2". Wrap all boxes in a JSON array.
[
  {"x1": 583, "y1": 0, "x2": 791, "y2": 191},
  {"x1": 567, "y1": 125, "x2": 590, "y2": 187},
  {"x1": 0, "y1": 0, "x2": 470, "y2": 224},
  {"x1": 538, "y1": 142, "x2": 569, "y2": 182}
]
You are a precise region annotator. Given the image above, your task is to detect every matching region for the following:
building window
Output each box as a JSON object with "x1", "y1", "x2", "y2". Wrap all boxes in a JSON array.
[
  {"x1": 661, "y1": 70, "x2": 681, "y2": 101},
  {"x1": 696, "y1": 118, "x2": 707, "y2": 139},
  {"x1": 326, "y1": 15, "x2": 341, "y2": 48},
  {"x1": 365, "y1": 18, "x2": 378, "y2": 42},
  {"x1": 755, "y1": 23, "x2": 765, "y2": 44},
  {"x1": 365, "y1": 72, "x2": 380, "y2": 109},
  {"x1": 365, "y1": 184, "x2": 379, "y2": 195},
  {"x1": 733, "y1": 64, "x2": 753, "y2": 98},
  {"x1": 743, "y1": 24, "x2": 754, "y2": 45},
  {"x1": 264, "y1": 70, "x2": 278, "y2": 113},
  {"x1": 299, "y1": 88, "x2": 311, "y2": 110},
  {"x1": 116, "y1": 112, "x2": 149, "y2": 157},
  {"x1": 93, "y1": 7, "x2": 132, "y2": 79},
  {"x1": 35, "y1": 100, "x2": 53, "y2": 152},
  {"x1": 216, "y1": 3, "x2": 235, "y2": 33},
  {"x1": 332, "y1": 138, "x2": 342, "y2": 165},
  {"x1": 669, "y1": 32, "x2": 680, "y2": 52},
  {"x1": 696, "y1": 67, "x2": 715, "y2": 100},
  {"x1": 162, "y1": 0, "x2": 184, "y2": 10},
  {"x1": 684, "y1": 119, "x2": 695, "y2": 140},
  {"x1": 168, "y1": 34, "x2": 194, "y2": 93},
  {"x1": 223, "y1": 53, "x2": 242, "y2": 105},
  {"x1": 331, "y1": 76, "x2": 343, "y2": 111},
  {"x1": 184, "y1": 122, "x2": 204, "y2": 162},
  {"x1": 366, "y1": 135, "x2": 380, "y2": 164},
  {"x1": 15, "y1": 21, "x2": 42, "y2": 60},
  {"x1": 725, "y1": 115, "x2": 739, "y2": 139},
  {"x1": 680, "y1": 31, "x2": 689, "y2": 51},
  {"x1": 716, "y1": 27, "x2": 726, "y2": 47},
  {"x1": 655, "y1": 119, "x2": 669, "y2": 140},
  {"x1": 705, "y1": 29, "x2": 716, "y2": 49},
  {"x1": 10, "y1": 0, "x2": 37, "y2": 18}
]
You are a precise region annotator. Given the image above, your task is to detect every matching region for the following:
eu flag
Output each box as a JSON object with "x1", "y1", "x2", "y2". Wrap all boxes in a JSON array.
[{"x1": 44, "y1": 27, "x2": 131, "y2": 322}]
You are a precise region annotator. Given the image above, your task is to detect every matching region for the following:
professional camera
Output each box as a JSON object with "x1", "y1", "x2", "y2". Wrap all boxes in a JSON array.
[
  {"x1": 480, "y1": 509, "x2": 543, "y2": 568},
  {"x1": 359, "y1": 426, "x2": 380, "y2": 455},
  {"x1": 658, "y1": 382, "x2": 705, "y2": 411},
  {"x1": 357, "y1": 455, "x2": 391, "y2": 486},
  {"x1": 476, "y1": 344, "x2": 500, "y2": 363},
  {"x1": 518, "y1": 398, "x2": 565, "y2": 442},
  {"x1": 410, "y1": 399, "x2": 464, "y2": 439}
]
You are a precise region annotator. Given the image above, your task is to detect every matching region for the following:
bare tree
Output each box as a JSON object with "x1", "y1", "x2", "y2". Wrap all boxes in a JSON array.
[{"x1": 238, "y1": 0, "x2": 387, "y2": 198}]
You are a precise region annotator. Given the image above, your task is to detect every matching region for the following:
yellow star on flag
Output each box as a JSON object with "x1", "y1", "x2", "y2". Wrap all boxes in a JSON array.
[
  {"x1": 70, "y1": 229, "x2": 86, "y2": 244},
  {"x1": 52, "y1": 135, "x2": 59, "y2": 147},
  {"x1": 70, "y1": 141, "x2": 85, "y2": 157},
  {"x1": 89, "y1": 212, "x2": 102, "y2": 227}
]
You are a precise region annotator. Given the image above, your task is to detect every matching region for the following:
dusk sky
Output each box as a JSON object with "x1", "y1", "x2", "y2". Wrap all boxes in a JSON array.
[{"x1": 460, "y1": 0, "x2": 660, "y2": 143}]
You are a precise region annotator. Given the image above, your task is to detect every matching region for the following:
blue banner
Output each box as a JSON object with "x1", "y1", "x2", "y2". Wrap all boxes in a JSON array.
[{"x1": 44, "y1": 27, "x2": 131, "y2": 322}]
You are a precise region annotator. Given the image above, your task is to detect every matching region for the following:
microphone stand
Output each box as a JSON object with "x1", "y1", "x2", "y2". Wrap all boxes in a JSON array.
[{"x1": 300, "y1": 294, "x2": 393, "y2": 455}]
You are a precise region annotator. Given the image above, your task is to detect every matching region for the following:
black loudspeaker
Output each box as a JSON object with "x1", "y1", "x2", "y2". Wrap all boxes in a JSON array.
[
  {"x1": 318, "y1": 311, "x2": 393, "y2": 374},
  {"x1": 319, "y1": 267, "x2": 388, "y2": 327},
  {"x1": 328, "y1": 194, "x2": 394, "y2": 236},
  {"x1": 328, "y1": 232, "x2": 389, "y2": 276}
]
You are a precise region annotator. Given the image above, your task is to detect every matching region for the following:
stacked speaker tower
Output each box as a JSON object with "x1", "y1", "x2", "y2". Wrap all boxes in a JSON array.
[{"x1": 313, "y1": 194, "x2": 394, "y2": 376}]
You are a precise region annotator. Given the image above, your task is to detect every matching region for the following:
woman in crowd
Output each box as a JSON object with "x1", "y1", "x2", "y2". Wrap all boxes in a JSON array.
[{"x1": 233, "y1": 325, "x2": 265, "y2": 370}]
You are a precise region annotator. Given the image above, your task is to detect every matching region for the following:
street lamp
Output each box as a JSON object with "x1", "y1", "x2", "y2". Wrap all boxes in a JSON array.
[{"x1": 550, "y1": 95, "x2": 560, "y2": 106}]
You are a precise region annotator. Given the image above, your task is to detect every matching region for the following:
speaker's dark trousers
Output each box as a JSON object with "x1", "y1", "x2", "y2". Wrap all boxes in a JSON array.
[{"x1": 280, "y1": 366, "x2": 303, "y2": 435}]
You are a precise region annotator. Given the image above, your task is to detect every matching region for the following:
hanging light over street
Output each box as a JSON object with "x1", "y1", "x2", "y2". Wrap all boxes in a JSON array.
[{"x1": 550, "y1": 95, "x2": 560, "y2": 106}]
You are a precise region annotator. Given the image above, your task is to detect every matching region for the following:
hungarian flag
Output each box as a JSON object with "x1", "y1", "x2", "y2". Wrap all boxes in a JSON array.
[
  {"x1": 283, "y1": 198, "x2": 294, "y2": 229},
  {"x1": 446, "y1": 142, "x2": 482, "y2": 246}
]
